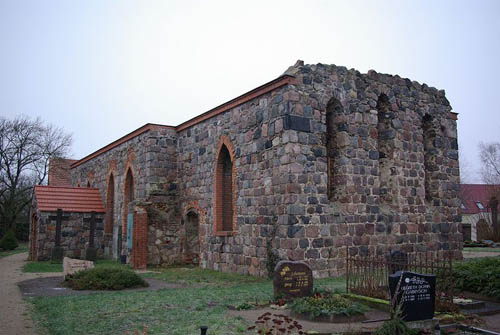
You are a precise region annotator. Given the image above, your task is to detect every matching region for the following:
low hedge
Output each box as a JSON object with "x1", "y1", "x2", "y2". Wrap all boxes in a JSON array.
[
  {"x1": 454, "y1": 257, "x2": 500, "y2": 299},
  {"x1": 69, "y1": 267, "x2": 149, "y2": 290}
]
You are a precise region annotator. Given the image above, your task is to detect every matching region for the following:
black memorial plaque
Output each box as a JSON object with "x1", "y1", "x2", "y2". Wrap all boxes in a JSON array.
[
  {"x1": 389, "y1": 271, "x2": 436, "y2": 322},
  {"x1": 273, "y1": 261, "x2": 313, "y2": 299}
]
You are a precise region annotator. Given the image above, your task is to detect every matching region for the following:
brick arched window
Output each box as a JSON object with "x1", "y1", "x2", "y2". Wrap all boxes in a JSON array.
[
  {"x1": 105, "y1": 174, "x2": 115, "y2": 234},
  {"x1": 214, "y1": 137, "x2": 237, "y2": 235},
  {"x1": 326, "y1": 97, "x2": 343, "y2": 200}
]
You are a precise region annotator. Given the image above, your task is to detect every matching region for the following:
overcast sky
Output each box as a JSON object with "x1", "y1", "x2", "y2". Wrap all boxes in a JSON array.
[{"x1": 1, "y1": 0, "x2": 498, "y2": 183}]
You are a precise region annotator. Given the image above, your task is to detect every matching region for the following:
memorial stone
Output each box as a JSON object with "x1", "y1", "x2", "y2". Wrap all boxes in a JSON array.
[
  {"x1": 273, "y1": 261, "x2": 313, "y2": 299},
  {"x1": 63, "y1": 257, "x2": 94, "y2": 280},
  {"x1": 389, "y1": 271, "x2": 436, "y2": 322}
]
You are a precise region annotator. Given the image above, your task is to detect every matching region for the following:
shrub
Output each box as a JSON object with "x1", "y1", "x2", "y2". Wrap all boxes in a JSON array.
[
  {"x1": 0, "y1": 230, "x2": 19, "y2": 250},
  {"x1": 453, "y1": 257, "x2": 500, "y2": 299},
  {"x1": 375, "y1": 307, "x2": 418, "y2": 335},
  {"x1": 288, "y1": 290, "x2": 367, "y2": 319},
  {"x1": 69, "y1": 267, "x2": 149, "y2": 290}
]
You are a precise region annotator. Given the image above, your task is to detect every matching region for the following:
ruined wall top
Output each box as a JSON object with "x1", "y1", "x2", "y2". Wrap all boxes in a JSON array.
[{"x1": 283, "y1": 60, "x2": 454, "y2": 119}]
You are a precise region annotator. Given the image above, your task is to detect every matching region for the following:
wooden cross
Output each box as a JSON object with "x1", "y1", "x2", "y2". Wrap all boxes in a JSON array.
[
  {"x1": 83, "y1": 211, "x2": 103, "y2": 248},
  {"x1": 48, "y1": 209, "x2": 70, "y2": 247}
]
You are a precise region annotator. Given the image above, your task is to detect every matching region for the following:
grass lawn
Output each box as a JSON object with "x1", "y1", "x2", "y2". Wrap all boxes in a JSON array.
[
  {"x1": 29, "y1": 266, "x2": 346, "y2": 335},
  {"x1": 463, "y1": 247, "x2": 500, "y2": 253},
  {"x1": 0, "y1": 242, "x2": 28, "y2": 258},
  {"x1": 22, "y1": 259, "x2": 130, "y2": 273}
]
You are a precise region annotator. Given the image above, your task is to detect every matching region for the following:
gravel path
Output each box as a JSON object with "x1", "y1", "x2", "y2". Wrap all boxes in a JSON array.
[{"x1": 0, "y1": 252, "x2": 59, "y2": 335}]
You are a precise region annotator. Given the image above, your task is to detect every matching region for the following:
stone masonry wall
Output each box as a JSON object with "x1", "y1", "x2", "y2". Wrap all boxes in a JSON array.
[
  {"x1": 177, "y1": 83, "x2": 295, "y2": 276},
  {"x1": 71, "y1": 126, "x2": 180, "y2": 262},
  {"x1": 177, "y1": 61, "x2": 461, "y2": 278},
  {"x1": 34, "y1": 210, "x2": 105, "y2": 261}
]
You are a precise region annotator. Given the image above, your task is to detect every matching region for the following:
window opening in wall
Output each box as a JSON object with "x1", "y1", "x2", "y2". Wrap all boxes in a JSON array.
[
  {"x1": 125, "y1": 170, "x2": 134, "y2": 203},
  {"x1": 377, "y1": 94, "x2": 396, "y2": 204},
  {"x1": 423, "y1": 114, "x2": 437, "y2": 203},
  {"x1": 105, "y1": 174, "x2": 115, "y2": 234},
  {"x1": 460, "y1": 203, "x2": 466, "y2": 210},
  {"x1": 326, "y1": 97, "x2": 343, "y2": 200},
  {"x1": 476, "y1": 201, "x2": 484, "y2": 210},
  {"x1": 215, "y1": 144, "x2": 234, "y2": 233}
]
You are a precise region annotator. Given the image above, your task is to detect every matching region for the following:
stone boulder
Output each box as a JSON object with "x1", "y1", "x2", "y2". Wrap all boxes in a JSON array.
[{"x1": 63, "y1": 257, "x2": 94, "y2": 280}]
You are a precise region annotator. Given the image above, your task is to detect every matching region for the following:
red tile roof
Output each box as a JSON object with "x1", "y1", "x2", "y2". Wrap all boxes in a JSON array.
[
  {"x1": 460, "y1": 184, "x2": 500, "y2": 215},
  {"x1": 34, "y1": 185, "x2": 105, "y2": 213}
]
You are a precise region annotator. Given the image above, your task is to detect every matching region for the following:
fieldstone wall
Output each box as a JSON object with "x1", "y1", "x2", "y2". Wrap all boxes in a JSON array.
[
  {"x1": 33, "y1": 210, "x2": 105, "y2": 261},
  {"x1": 177, "y1": 61, "x2": 461, "y2": 277},
  {"x1": 177, "y1": 83, "x2": 294, "y2": 276},
  {"x1": 57, "y1": 61, "x2": 461, "y2": 277},
  {"x1": 71, "y1": 125, "x2": 180, "y2": 261}
]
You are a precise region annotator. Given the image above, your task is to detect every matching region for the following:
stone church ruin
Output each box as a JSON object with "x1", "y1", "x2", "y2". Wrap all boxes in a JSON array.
[{"x1": 29, "y1": 61, "x2": 462, "y2": 277}]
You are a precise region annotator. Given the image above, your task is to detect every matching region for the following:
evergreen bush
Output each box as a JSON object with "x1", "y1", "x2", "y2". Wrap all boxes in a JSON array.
[
  {"x1": 454, "y1": 257, "x2": 500, "y2": 299},
  {"x1": 69, "y1": 267, "x2": 149, "y2": 290},
  {"x1": 0, "y1": 230, "x2": 19, "y2": 250}
]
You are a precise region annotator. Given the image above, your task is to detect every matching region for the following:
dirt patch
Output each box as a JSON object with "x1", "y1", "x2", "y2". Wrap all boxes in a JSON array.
[
  {"x1": 228, "y1": 306, "x2": 390, "y2": 334},
  {"x1": 0, "y1": 252, "x2": 61, "y2": 335},
  {"x1": 18, "y1": 276, "x2": 183, "y2": 297}
]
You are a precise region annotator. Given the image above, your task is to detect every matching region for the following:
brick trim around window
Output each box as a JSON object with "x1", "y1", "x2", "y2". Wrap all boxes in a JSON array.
[{"x1": 213, "y1": 136, "x2": 237, "y2": 236}]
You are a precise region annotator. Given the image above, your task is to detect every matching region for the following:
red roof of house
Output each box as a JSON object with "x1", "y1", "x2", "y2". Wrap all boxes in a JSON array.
[
  {"x1": 460, "y1": 184, "x2": 500, "y2": 215},
  {"x1": 34, "y1": 185, "x2": 105, "y2": 213}
]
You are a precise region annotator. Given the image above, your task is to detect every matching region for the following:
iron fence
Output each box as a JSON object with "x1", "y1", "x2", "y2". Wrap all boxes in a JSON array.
[{"x1": 346, "y1": 251, "x2": 454, "y2": 305}]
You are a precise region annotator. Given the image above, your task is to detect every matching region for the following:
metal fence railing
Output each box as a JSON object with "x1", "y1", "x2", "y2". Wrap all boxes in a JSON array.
[{"x1": 346, "y1": 251, "x2": 454, "y2": 306}]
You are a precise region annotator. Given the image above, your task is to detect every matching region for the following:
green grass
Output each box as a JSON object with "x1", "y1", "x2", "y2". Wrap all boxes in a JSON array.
[
  {"x1": 0, "y1": 242, "x2": 28, "y2": 258},
  {"x1": 29, "y1": 266, "x2": 346, "y2": 335},
  {"x1": 463, "y1": 247, "x2": 500, "y2": 253},
  {"x1": 22, "y1": 259, "x2": 130, "y2": 273},
  {"x1": 144, "y1": 266, "x2": 266, "y2": 286}
]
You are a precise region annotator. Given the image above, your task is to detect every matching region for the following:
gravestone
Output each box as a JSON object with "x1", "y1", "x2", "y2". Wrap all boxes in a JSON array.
[
  {"x1": 388, "y1": 250, "x2": 408, "y2": 274},
  {"x1": 83, "y1": 211, "x2": 102, "y2": 261},
  {"x1": 48, "y1": 209, "x2": 70, "y2": 262},
  {"x1": 63, "y1": 257, "x2": 94, "y2": 280},
  {"x1": 273, "y1": 260, "x2": 313, "y2": 299},
  {"x1": 389, "y1": 271, "x2": 436, "y2": 322}
]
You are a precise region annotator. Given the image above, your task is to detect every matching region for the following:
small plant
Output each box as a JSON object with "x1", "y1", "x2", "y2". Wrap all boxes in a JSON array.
[
  {"x1": 0, "y1": 230, "x2": 18, "y2": 250},
  {"x1": 68, "y1": 267, "x2": 148, "y2": 290},
  {"x1": 236, "y1": 302, "x2": 255, "y2": 310},
  {"x1": 266, "y1": 221, "x2": 280, "y2": 278},
  {"x1": 375, "y1": 306, "x2": 418, "y2": 335},
  {"x1": 248, "y1": 312, "x2": 304, "y2": 335},
  {"x1": 288, "y1": 290, "x2": 367, "y2": 319}
]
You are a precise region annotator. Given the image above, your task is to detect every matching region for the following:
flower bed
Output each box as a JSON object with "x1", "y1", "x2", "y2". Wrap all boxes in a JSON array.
[{"x1": 288, "y1": 290, "x2": 368, "y2": 323}]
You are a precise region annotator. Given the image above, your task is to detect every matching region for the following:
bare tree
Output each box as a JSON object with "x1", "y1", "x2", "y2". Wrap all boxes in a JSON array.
[
  {"x1": 479, "y1": 142, "x2": 500, "y2": 240},
  {"x1": 0, "y1": 116, "x2": 72, "y2": 235}
]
